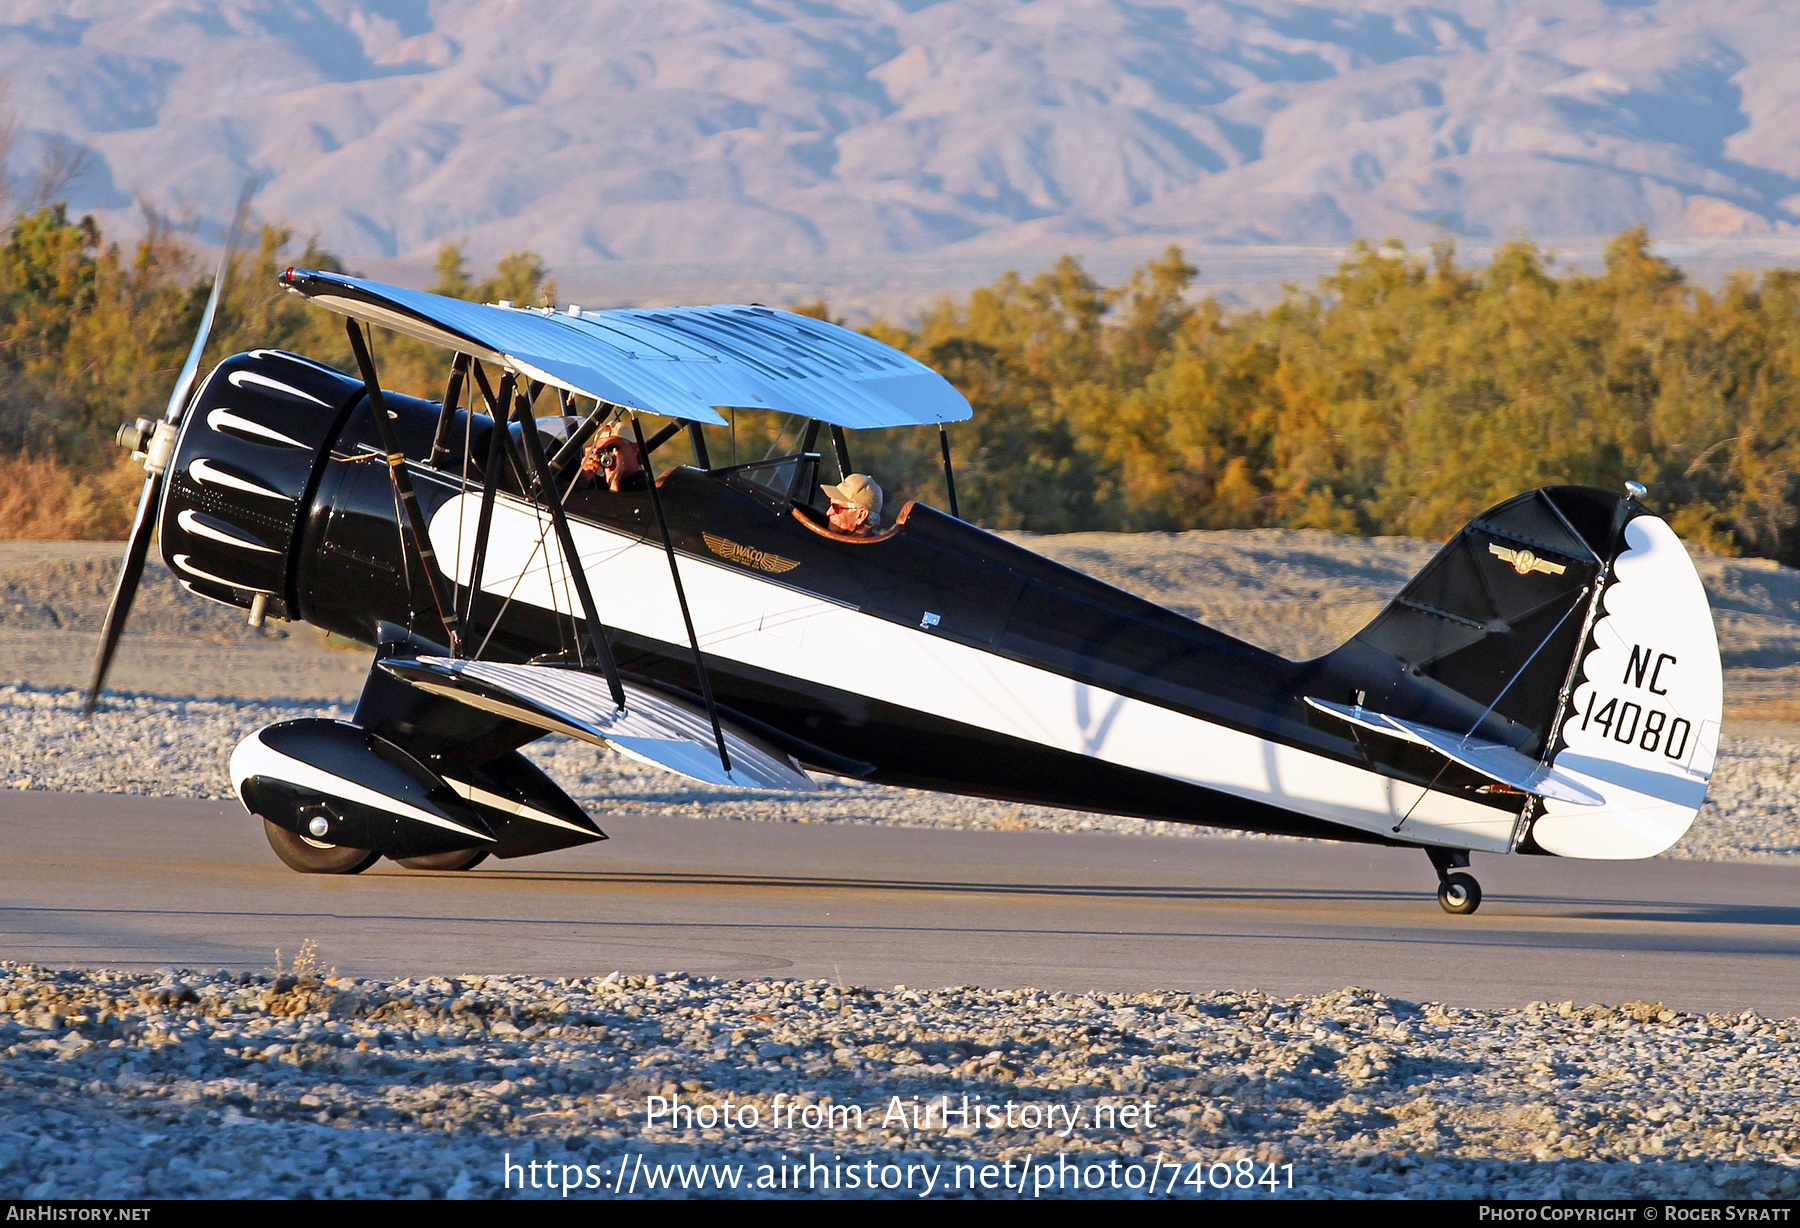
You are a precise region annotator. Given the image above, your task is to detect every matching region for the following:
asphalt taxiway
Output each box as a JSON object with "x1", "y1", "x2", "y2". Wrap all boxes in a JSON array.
[{"x1": 6, "y1": 790, "x2": 1799, "y2": 1014}]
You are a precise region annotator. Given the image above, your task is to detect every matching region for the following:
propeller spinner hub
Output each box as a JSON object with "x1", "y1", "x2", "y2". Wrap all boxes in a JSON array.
[
  {"x1": 115, "y1": 418, "x2": 155, "y2": 454},
  {"x1": 115, "y1": 419, "x2": 180, "y2": 476}
]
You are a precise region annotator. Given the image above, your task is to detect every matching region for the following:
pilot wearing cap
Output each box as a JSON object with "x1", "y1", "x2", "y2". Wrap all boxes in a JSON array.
[{"x1": 822, "y1": 473, "x2": 883, "y2": 536}]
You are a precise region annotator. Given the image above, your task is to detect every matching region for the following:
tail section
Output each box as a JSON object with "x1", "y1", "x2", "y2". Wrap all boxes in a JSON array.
[
  {"x1": 1304, "y1": 486, "x2": 1721, "y2": 859},
  {"x1": 1532, "y1": 512, "x2": 1721, "y2": 858}
]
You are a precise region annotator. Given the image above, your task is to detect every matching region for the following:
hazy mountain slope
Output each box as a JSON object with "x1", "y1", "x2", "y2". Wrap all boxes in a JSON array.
[{"x1": 1, "y1": 0, "x2": 1796, "y2": 268}]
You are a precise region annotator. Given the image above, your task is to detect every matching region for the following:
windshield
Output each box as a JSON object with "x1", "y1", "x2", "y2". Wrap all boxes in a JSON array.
[{"x1": 717, "y1": 454, "x2": 820, "y2": 508}]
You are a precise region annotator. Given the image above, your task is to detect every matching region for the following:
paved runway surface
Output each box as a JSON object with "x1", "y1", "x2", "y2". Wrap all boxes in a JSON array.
[{"x1": 6, "y1": 790, "x2": 1800, "y2": 1015}]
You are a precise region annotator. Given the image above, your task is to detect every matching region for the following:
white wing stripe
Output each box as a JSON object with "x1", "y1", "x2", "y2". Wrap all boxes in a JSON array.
[{"x1": 401, "y1": 657, "x2": 813, "y2": 793}]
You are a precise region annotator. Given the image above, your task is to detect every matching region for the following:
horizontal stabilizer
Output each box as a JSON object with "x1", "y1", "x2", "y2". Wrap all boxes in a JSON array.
[
  {"x1": 1305, "y1": 697, "x2": 1604, "y2": 807},
  {"x1": 380, "y1": 656, "x2": 816, "y2": 793}
]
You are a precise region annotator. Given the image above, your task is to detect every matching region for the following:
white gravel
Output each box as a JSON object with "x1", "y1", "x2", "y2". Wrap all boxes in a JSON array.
[
  {"x1": 3, "y1": 964, "x2": 1797, "y2": 1200},
  {"x1": 7, "y1": 684, "x2": 1799, "y2": 860},
  {"x1": 9, "y1": 530, "x2": 1799, "y2": 1199}
]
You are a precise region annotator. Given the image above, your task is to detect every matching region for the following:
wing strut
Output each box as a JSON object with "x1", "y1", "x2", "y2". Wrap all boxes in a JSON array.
[
  {"x1": 686, "y1": 422, "x2": 711, "y2": 469},
  {"x1": 938, "y1": 424, "x2": 960, "y2": 520},
  {"x1": 829, "y1": 424, "x2": 852, "y2": 476},
  {"x1": 464, "y1": 363, "x2": 515, "y2": 631},
  {"x1": 428, "y1": 353, "x2": 469, "y2": 468},
  {"x1": 631, "y1": 414, "x2": 732, "y2": 774},
  {"x1": 345, "y1": 319, "x2": 464, "y2": 654},
  {"x1": 511, "y1": 383, "x2": 627, "y2": 710}
]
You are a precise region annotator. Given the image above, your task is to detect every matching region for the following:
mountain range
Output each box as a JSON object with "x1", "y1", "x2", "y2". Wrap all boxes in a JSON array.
[{"x1": 3, "y1": 0, "x2": 1798, "y2": 303}]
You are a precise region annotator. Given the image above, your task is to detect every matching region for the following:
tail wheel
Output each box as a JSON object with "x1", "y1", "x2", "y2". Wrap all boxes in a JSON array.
[
  {"x1": 394, "y1": 849, "x2": 490, "y2": 872},
  {"x1": 1437, "y1": 872, "x2": 1482, "y2": 915},
  {"x1": 263, "y1": 819, "x2": 380, "y2": 875}
]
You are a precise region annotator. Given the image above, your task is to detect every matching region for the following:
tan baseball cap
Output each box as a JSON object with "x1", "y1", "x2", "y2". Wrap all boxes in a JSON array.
[{"x1": 822, "y1": 473, "x2": 883, "y2": 522}]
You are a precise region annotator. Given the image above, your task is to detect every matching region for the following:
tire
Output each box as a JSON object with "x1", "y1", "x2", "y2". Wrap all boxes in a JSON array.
[
  {"x1": 394, "y1": 849, "x2": 490, "y2": 872},
  {"x1": 263, "y1": 819, "x2": 380, "y2": 875},
  {"x1": 1437, "y1": 872, "x2": 1482, "y2": 915}
]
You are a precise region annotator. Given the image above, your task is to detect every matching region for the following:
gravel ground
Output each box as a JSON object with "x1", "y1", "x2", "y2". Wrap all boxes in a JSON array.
[
  {"x1": 2, "y1": 963, "x2": 1795, "y2": 1200},
  {"x1": 7, "y1": 684, "x2": 1800, "y2": 859}
]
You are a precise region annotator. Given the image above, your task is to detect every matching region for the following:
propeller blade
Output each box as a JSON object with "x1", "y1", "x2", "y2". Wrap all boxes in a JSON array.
[
  {"x1": 81, "y1": 471, "x2": 164, "y2": 714},
  {"x1": 82, "y1": 177, "x2": 256, "y2": 715},
  {"x1": 163, "y1": 178, "x2": 256, "y2": 424}
]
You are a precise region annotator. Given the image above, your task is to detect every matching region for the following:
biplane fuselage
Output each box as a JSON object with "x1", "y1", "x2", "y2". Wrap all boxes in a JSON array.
[{"x1": 297, "y1": 363, "x2": 1513, "y2": 852}]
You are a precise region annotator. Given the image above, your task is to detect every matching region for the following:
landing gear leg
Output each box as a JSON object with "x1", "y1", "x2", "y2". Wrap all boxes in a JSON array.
[{"x1": 1427, "y1": 847, "x2": 1481, "y2": 915}]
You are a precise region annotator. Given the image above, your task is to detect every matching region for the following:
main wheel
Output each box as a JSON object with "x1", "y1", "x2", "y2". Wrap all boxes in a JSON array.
[
  {"x1": 394, "y1": 849, "x2": 490, "y2": 872},
  {"x1": 1437, "y1": 871, "x2": 1482, "y2": 915},
  {"x1": 263, "y1": 819, "x2": 380, "y2": 875}
]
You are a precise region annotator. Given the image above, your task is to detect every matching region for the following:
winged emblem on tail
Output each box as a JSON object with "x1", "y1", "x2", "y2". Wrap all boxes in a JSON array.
[{"x1": 1488, "y1": 542, "x2": 1567, "y2": 577}]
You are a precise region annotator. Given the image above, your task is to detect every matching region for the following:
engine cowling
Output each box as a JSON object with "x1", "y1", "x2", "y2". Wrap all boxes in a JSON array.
[{"x1": 157, "y1": 351, "x2": 365, "y2": 620}]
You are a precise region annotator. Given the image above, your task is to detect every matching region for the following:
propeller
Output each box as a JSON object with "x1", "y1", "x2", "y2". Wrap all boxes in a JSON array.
[{"x1": 82, "y1": 180, "x2": 256, "y2": 715}]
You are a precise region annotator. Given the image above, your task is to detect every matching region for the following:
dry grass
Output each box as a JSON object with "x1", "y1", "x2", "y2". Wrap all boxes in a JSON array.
[
  {"x1": 1726, "y1": 701, "x2": 1800, "y2": 727},
  {"x1": 0, "y1": 451, "x2": 144, "y2": 540}
]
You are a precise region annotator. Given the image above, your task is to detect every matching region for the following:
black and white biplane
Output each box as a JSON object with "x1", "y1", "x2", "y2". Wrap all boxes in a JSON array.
[{"x1": 87, "y1": 256, "x2": 1724, "y2": 915}]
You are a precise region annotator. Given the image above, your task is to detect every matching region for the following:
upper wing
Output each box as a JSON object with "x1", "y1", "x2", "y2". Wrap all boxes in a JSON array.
[{"x1": 279, "y1": 268, "x2": 970, "y2": 429}]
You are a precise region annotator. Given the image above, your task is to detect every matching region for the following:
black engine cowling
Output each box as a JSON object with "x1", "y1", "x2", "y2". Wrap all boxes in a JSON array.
[{"x1": 158, "y1": 350, "x2": 365, "y2": 620}]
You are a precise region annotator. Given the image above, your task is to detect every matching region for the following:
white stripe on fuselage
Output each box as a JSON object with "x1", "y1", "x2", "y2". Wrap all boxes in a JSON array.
[{"x1": 427, "y1": 493, "x2": 1514, "y2": 852}]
